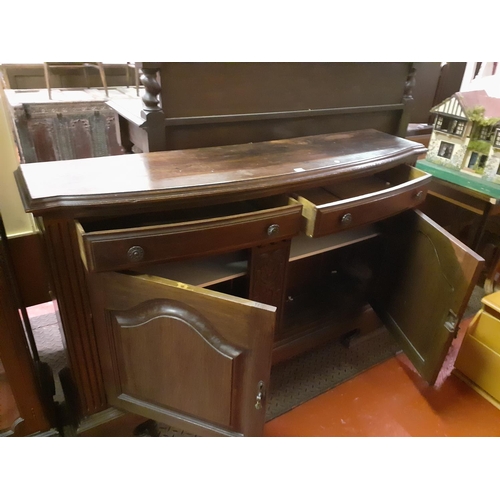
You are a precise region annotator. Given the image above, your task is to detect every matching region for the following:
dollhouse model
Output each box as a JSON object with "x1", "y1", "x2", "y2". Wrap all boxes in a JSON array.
[{"x1": 426, "y1": 90, "x2": 500, "y2": 180}]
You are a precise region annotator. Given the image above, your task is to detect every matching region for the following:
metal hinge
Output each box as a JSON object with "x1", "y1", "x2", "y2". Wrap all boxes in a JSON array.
[{"x1": 444, "y1": 310, "x2": 458, "y2": 333}]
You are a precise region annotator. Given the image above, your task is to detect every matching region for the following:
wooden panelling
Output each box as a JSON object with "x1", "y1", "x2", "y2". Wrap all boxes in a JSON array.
[
  {"x1": 42, "y1": 219, "x2": 107, "y2": 417},
  {"x1": 112, "y1": 62, "x2": 419, "y2": 153},
  {"x1": 373, "y1": 210, "x2": 483, "y2": 384},
  {"x1": 1, "y1": 63, "x2": 133, "y2": 90},
  {"x1": 0, "y1": 217, "x2": 52, "y2": 435},
  {"x1": 89, "y1": 271, "x2": 276, "y2": 436},
  {"x1": 77, "y1": 202, "x2": 302, "y2": 272},
  {"x1": 17, "y1": 130, "x2": 426, "y2": 218},
  {"x1": 8, "y1": 232, "x2": 50, "y2": 307},
  {"x1": 10, "y1": 100, "x2": 124, "y2": 163}
]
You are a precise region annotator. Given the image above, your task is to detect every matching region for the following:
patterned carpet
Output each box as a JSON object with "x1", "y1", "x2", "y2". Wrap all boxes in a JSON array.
[
  {"x1": 30, "y1": 311, "x2": 67, "y2": 403},
  {"x1": 266, "y1": 328, "x2": 398, "y2": 421}
]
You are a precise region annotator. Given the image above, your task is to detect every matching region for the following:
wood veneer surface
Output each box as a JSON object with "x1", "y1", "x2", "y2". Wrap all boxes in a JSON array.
[{"x1": 16, "y1": 129, "x2": 425, "y2": 215}]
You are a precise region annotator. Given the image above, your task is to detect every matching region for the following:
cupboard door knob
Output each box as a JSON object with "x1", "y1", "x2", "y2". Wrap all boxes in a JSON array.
[
  {"x1": 340, "y1": 213, "x2": 353, "y2": 226},
  {"x1": 267, "y1": 224, "x2": 280, "y2": 236},
  {"x1": 127, "y1": 245, "x2": 145, "y2": 262}
]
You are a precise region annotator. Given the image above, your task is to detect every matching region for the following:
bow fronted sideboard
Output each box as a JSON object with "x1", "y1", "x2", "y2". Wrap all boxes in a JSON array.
[{"x1": 15, "y1": 129, "x2": 483, "y2": 436}]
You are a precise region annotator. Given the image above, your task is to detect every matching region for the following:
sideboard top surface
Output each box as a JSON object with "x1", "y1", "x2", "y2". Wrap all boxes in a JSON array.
[{"x1": 16, "y1": 129, "x2": 426, "y2": 216}]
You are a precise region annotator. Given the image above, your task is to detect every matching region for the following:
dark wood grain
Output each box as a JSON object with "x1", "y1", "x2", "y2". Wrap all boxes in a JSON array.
[
  {"x1": 8, "y1": 232, "x2": 51, "y2": 307},
  {"x1": 11, "y1": 100, "x2": 124, "y2": 164},
  {"x1": 16, "y1": 130, "x2": 426, "y2": 217},
  {"x1": 88, "y1": 271, "x2": 276, "y2": 436},
  {"x1": 0, "y1": 216, "x2": 53, "y2": 435},
  {"x1": 14, "y1": 128, "x2": 429, "y2": 431},
  {"x1": 160, "y1": 63, "x2": 410, "y2": 118},
  {"x1": 77, "y1": 202, "x2": 302, "y2": 272},
  {"x1": 249, "y1": 239, "x2": 292, "y2": 334},
  {"x1": 42, "y1": 219, "x2": 107, "y2": 417},
  {"x1": 16, "y1": 123, "x2": 485, "y2": 435},
  {"x1": 373, "y1": 210, "x2": 484, "y2": 384},
  {"x1": 293, "y1": 164, "x2": 432, "y2": 237},
  {"x1": 111, "y1": 62, "x2": 435, "y2": 153}
]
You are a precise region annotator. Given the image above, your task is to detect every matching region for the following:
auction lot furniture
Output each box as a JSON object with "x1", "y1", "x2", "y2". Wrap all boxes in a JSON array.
[
  {"x1": 108, "y1": 62, "x2": 418, "y2": 154},
  {"x1": 15, "y1": 129, "x2": 484, "y2": 436},
  {"x1": 43, "y1": 63, "x2": 108, "y2": 99},
  {"x1": 455, "y1": 291, "x2": 500, "y2": 407},
  {"x1": 6, "y1": 89, "x2": 124, "y2": 163}
]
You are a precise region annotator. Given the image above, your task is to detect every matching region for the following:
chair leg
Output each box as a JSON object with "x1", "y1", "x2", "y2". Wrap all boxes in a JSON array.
[
  {"x1": 43, "y1": 63, "x2": 52, "y2": 100},
  {"x1": 83, "y1": 66, "x2": 90, "y2": 89},
  {"x1": 98, "y1": 62, "x2": 108, "y2": 97},
  {"x1": 135, "y1": 66, "x2": 140, "y2": 97}
]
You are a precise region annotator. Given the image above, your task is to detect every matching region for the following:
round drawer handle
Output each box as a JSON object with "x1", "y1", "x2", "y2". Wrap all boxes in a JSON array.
[
  {"x1": 267, "y1": 224, "x2": 280, "y2": 237},
  {"x1": 340, "y1": 213, "x2": 353, "y2": 226},
  {"x1": 414, "y1": 190, "x2": 424, "y2": 201},
  {"x1": 127, "y1": 245, "x2": 145, "y2": 262}
]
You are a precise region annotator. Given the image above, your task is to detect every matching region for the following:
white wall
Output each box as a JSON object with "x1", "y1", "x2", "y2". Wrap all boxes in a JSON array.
[{"x1": 461, "y1": 62, "x2": 500, "y2": 97}]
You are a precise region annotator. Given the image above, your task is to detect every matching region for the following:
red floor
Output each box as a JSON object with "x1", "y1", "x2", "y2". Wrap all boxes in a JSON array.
[{"x1": 265, "y1": 319, "x2": 500, "y2": 437}]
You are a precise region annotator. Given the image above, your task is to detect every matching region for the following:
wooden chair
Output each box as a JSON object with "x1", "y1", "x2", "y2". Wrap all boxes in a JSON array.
[
  {"x1": 126, "y1": 62, "x2": 140, "y2": 96},
  {"x1": 43, "y1": 62, "x2": 108, "y2": 99}
]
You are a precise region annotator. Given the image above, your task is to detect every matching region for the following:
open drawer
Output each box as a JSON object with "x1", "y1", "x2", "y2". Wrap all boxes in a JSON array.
[
  {"x1": 76, "y1": 196, "x2": 303, "y2": 272},
  {"x1": 290, "y1": 164, "x2": 432, "y2": 237}
]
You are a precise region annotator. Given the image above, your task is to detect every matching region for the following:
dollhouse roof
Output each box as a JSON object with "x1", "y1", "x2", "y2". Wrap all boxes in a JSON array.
[{"x1": 431, "y1": 90, "x2": 500, "y2": 121}]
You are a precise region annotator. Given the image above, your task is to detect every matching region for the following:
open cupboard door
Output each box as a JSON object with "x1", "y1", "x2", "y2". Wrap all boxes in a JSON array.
[
  {"x1": 88, "y1": 271, "x2": 276, "y2": 437},
  {"x1": 373, "y1": 210, "x2": 484, "y2": 385}
]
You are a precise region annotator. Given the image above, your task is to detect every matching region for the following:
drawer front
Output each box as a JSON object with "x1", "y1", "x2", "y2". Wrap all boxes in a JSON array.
[
  {"x1": 77, "y1": 204, "x2": 303, "y2": 272},
  {"x1": 295, "y1": 166, "x2": 431, "y2": 237}
]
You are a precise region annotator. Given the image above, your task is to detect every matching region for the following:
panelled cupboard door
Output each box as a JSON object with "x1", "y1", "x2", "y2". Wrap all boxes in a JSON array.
[
  {"x1": 373, "y1": 210, "x2": 484, "y2": 385},
  {"x1": 88, "y1": 271, "x2": 276, "y2": 436}
]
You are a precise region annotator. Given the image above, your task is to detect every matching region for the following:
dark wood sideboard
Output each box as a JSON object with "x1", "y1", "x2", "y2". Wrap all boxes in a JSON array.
[{"x1": 15, "y1": 129, "x2": 483, "y2": 436}]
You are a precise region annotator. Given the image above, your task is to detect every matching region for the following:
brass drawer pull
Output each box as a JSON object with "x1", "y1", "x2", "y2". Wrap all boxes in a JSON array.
[
  {"x1": 340, "y1": 213, "x2": 353, "y2": 226},
  {"x1": 127, "y1": 245, "x2": 145, "y2": 262},
  {"x1": 267, "y1": 224, "x2": 280, "y2": 236}
]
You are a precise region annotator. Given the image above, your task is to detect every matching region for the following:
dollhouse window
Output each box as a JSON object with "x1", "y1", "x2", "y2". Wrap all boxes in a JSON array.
[
  {"x1": 478, "y1": 126, "x2": 493, "y2": 141},
  {"x1": 438, "y1": 141, "x2": 454, "y2": 159},
  {"x1": 452, "y1": 121, "x2": 465, "y2": 136},
  {"x1": 494, "y1": 129, "x2": 500, "y2": 148},
  {"x1": 467, "y1": 152, "x2": 488, "y2": 170},
  {"x1": 435, "y1": 116, "x2": 465, "y2": 136}
]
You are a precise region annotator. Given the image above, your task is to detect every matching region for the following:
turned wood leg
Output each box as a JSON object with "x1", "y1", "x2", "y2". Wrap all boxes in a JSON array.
[{"x1": 97, "y1": 63, "x2": 108, "y2": 97}]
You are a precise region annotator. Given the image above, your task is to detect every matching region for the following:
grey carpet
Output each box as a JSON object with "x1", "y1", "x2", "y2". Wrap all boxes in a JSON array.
[{"x1": 30, "y1": 312, "x2": 67, "y2": 403}]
